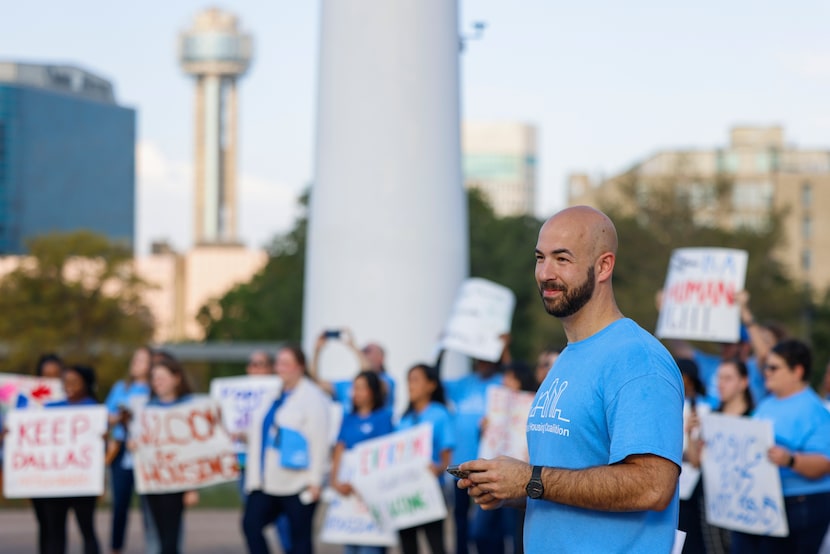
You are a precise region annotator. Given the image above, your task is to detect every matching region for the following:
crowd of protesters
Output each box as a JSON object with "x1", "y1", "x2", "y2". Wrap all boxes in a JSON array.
[{"x1": 2, "y1": 305, "x2": 829, "y2": 554}]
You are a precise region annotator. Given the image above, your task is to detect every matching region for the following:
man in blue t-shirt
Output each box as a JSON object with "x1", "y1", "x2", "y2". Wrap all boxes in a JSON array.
[{"x1": 456, "y1": 206, "x2": 684, "y2": 554}]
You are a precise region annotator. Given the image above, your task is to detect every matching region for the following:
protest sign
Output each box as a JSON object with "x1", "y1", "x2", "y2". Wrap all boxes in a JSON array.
[
  {"x1": 351, "y1": 424, "x2": 446, "y2": 530},
  {"x1": 440, "y1": 278, "x2": 515, "y2": 362},
  {"x1": 209, "y1": 375, "x2": 282, "y2": 452},
  {"x1": 3, "y1": 406, "x2": 107, "y2": 498},
  {"x1": 700, "y1": 413, "x2": 788, "y2": 536},
  {"x1": 656, "y1": 248, "x2": 748, "y2": 343},
  {"x1": 0, "y1": 374, "x2": 64, "y2": 409},
  {"x1": 479, "y1": 386, "x2": 534, "y2": 461},
  {"x1": 320, "y1": 489, "x2": 398, "y2": 546},
  {"x1": 133, "y1": 396, "x2": 240, "y2": 494}
]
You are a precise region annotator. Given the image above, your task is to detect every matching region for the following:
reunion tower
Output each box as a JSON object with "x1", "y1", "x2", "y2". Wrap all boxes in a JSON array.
[{"x1": 178, "y1": 8, "x2": 253, "y2": 245}]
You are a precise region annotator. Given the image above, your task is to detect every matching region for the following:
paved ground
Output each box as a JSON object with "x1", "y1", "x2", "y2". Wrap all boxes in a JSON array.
[{"x1": 0, "y1": 507, "x2": 445, "y2": 553}]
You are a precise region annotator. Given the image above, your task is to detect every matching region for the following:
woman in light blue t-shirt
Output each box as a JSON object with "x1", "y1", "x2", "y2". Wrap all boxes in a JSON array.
[
  {"x1": 731, "y1": 339, "x2": 830, "y2": 553},
  {"x1": 397, "y1": 363, "x2": 455, "y2": 554}
]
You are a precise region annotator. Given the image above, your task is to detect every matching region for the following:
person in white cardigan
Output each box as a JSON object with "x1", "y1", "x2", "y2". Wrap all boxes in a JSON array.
[{"x1": 242, "y1": 344, "x2": 332, "y2": 554}]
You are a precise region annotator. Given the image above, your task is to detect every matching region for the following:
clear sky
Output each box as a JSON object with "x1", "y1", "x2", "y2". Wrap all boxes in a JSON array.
[{"x1": 1, "y1": 1, "x2": 828, "y2": 253}]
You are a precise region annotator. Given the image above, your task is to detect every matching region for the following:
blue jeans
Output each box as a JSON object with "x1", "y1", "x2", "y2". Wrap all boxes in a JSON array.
[
  {"x1": 453, "y1": 486, "x2": 471, "y2": 554},
  {"x1": 237, "y1": 468, "x2": 293, "y2": 552},
  {"x1": 242, "y1": 490, "x2": 317, "y2": 554},
  {"x1": 110, "y1": 445, "x2": 137, "y2": 551}
]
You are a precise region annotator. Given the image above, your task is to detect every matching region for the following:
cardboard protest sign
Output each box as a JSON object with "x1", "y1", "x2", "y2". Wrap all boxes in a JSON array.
[
  {"x1": 0, "y1": 374, "x2": 64, "y2": 409},
  {"x1": 351, "y1": 424, "x2": 446, "y2": 530},
  {"x1": 699, "y1": 413, "x2": 788, "y2": 537},
  {"x1": 133, "y1": 396, "x2": 240, "y2": 494},
  {"x1": 209, "y1": 376, "x2": 282, "y2": 452},
  {"x1": 3, "y1": 406, "x2": 107, "y2": 498},
  {"x1": 656, "y1": 248, "x2": 748, "y2": 343},
  {"x1": 440, "y1": 278, "x2": 515, "y2": 362},
  {"x1": 320, "y1": 489, "x2": 398, "y2": 546},
  {"x1": 479, "y1": 386, "x2": 534, "y2": 461}
]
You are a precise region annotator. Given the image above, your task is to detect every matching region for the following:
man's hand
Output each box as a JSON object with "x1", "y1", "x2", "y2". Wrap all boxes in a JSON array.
[{"x1": 456, "y1": 457, "x2": 531, "y2": 510}]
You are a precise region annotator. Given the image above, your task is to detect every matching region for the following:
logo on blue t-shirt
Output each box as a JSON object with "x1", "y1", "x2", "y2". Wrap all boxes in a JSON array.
[{"x1": 527, "y1": 377, "x2": 571, "y2": 436}]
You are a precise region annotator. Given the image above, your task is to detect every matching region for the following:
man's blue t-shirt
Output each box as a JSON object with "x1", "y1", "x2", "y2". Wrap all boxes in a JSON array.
[
  {"x1": 525, "y1": 318, "x2": 684, "y2": 554},
  {"x1": 337, "y1": 408, "x2": 395, "y2": 449},
  {"x1": 445, "y1": 372, "x2": 503, "y2": 464},
  {"x1": 753, "y1": 387, "x2": 830, "y2": 496}
]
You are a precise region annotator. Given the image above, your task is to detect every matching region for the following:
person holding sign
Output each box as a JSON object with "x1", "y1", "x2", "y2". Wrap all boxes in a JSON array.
[
  {"x1": 104, "y1": 345, "x2": 152, "y2": 554},
  {"x1": 242, "y1": 345, "x2": 332, "y2": 554},
  {"x1": 329, "y1": 370, "x2": 395, "y2": 554},
  {"x1": 36, "y1": 364, "x2": 103, "y2": 554},
  {"x1": 731, "y1": 339, "x2": 830, "y2": 553},
  {"x1": 135, "y1": 356, "x2": 198, "y2": 554},
  {"x1": 397, "y1": 363, "x2": 455, "y2": 554},
  {"x1": 456, "y1": 206, "x2": 684, "y2": 554}
]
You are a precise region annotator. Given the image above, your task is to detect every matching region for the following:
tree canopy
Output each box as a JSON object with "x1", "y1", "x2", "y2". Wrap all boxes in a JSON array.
[{"x1": 0, "y1": 230, "x2": 154, "y2": 391}]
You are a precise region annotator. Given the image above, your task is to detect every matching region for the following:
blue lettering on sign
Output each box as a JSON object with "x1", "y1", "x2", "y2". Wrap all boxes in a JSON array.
[{"x1": 705, "y1": 431, "x2": 782, "y2": 530}]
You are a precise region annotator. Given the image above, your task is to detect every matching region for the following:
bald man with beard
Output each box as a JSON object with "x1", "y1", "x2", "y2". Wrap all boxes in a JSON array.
[{"x1": 456, "y1": 206, "x2": 684, "y2": 554}]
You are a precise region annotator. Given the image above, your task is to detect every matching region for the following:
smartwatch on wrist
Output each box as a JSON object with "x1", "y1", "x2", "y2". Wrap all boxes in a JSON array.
[{"x1": 526, "y1": 465, "x2": 544, "y2": 499}]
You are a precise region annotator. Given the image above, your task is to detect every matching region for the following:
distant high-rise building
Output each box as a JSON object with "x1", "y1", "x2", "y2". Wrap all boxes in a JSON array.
[
  {"x1": 568, "y1": 126, "x2": 830, "y2": 294},
  {"x1": 0, "y1": 62, "x2": 135, "y2": 254},
  {"x1": 179, "y1": 8, "x2": 253, "y2": 245},
  {"x1": 463, "y1": 121, "x2": 537, "y2": 217}
]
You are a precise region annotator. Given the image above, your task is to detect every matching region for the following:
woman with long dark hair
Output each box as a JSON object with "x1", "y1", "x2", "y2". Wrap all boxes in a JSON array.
[{"x1": 397, "y1": 363, "x2": 455, "y2": 554}]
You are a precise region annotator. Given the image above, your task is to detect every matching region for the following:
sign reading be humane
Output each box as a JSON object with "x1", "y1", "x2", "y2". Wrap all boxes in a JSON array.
[
  {"x1": 656, "y1": 248, "x2": 748, "y2": 343},
  {"x1": 133, "y1": 397, "x2": 240, "y2": 494},
  {"x1": 699, "y1": 413, "x2": 788, "y2": 537},
  {"x1": 3, "y1": 406, "x2": 107, "y2": 498}
]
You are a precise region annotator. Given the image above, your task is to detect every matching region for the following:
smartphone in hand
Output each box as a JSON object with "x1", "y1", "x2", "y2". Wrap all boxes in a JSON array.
[
  {"x1": 324, "y1": 329, "x2": 341, "y2": 339},
  {"x1": 446, "y1": 465, "x2": 480, "y2": 480}
]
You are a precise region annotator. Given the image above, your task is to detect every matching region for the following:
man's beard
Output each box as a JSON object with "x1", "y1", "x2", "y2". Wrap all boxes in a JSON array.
[{"x1": 539, "y1": 266, "x2": 596, "y2": 318}]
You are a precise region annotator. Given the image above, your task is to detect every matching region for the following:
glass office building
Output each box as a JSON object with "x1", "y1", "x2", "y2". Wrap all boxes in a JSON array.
[{"x1": 0, "y1": 62, "x2": 135, "y2": 254}]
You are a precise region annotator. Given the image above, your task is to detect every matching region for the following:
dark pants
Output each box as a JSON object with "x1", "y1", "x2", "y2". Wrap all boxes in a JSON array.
[
  {"x1": 32, "y1": 498, "x2": 48, "y2": 553},
  {"x1": 679, "y1": 481, "x2": 706, "y2": 554},
  {"x1": 453, "y1": 486, "x2": 470, "y2": 554},
  {"x1": 471, "y1": 505, "x2": 507, "y2": 554},
  {"x1": 109, "y1": 445, "x2": 134, "y2": 550},
  {"x1": 145, "y1": 492, "x2": 185, "y2": 554},
  {"x1": 242, "y1": 490, "x2": 317, "y2": 554},
  {"x1": 731, "y1": 492, "x2": 830, "y2": 554},
  {"x1": 38, "y1": 496, "x2": 100, "y2": 554},
  {"x1": 399, "y1": 519, "x2": 445, "y2": 554}
]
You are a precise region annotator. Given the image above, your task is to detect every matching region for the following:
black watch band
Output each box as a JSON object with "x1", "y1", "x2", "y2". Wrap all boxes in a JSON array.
[{"x1": 525, "y1": 465, "x2": 544, "y2": 499}]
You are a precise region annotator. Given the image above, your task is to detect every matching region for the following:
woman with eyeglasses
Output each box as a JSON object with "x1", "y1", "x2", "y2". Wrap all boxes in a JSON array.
[{"x1": 730, "y1": 339, "x2": 830, "y2": 553}]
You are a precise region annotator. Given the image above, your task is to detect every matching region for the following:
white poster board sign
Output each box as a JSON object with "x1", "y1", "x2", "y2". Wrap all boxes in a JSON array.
[
  {"x1": 479, "y1": 386, "x2": 535, "y2": 461},
  {"x1": 656, "y1": 248, "x2": 748, "y2": 343},
  {"x1": 321, "y1": 489, "x2": 399, "y2": 546},
  {"x1": 700, "y1": 413, "x2": 788, "y2": 537},
  {"x1": 0, "y1": 374, "x2": 65, "y2": 408},
  {"x1": 209, "y1": 375, "x2": 282, "y2": 453},
  {"x1": 440, "y1": 278, "x2": 515, "y2": 362},
  {"x1": 133, "y1": 396, "x2": 240, "y2": 494},
  {"x1": 3, "y1": 406, "x2": 107, "y2": 498},
  {"x1": 351, "y1": 424, "x2": 447, "y2": 530}
]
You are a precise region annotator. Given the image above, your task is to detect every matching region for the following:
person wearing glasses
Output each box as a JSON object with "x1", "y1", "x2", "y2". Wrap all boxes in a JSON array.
[{"x1": 731, "y1": 339, "x2": 830, "y2": 553}]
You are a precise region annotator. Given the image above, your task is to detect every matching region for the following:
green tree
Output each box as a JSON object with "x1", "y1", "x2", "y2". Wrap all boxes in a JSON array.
[
  {"x1": 600, "y1": 169, "x2": 804, "y2": 348},
  {"x1": 0, "y1": 231, "x2": 154, "y2": 391}
]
